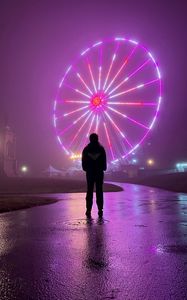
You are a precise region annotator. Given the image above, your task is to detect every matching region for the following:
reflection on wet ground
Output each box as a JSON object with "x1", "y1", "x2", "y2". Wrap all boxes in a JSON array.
[{"x1": 0, "y1": 183, "x2": 187, "y2": 299}]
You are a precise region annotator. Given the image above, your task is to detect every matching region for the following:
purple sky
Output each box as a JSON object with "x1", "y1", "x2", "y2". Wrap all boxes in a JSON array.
[{"x1": 0, "y1": 0, "x2": 187, "y2": 172}]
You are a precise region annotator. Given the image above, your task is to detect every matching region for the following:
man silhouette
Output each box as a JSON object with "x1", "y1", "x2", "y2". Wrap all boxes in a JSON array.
[{"x1": 82, "y1": 133, "x2": 107, "y2": 218}]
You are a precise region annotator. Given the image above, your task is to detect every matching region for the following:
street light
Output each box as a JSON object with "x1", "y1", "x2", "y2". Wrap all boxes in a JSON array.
[
  {"x1": 147, "y1": 159, "x2": 155, "y2": 166},
  {"x1": 21, "y1": 165, "x2": 28, "y2": 173}
]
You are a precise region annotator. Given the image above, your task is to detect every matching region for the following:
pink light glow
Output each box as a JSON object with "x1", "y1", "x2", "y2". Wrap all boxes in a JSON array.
[
  {"x1": 109, "y1": 78, "x2": 159, "y2": 99},
  {"x1": 68, "y1": 111, "x2": 93, "y2": 147},
  {"x1": 77, "y1": 73, "x2": 93, "y2": 95},
  {"x1": 104, "y1": 122, "x2": 115, "y2": 160},
  {"x1": 88, "y1": 63, "x2": 97, "y2": 93},
  {"x1": 63, "y1": 105, "x2": 89, "y2": 117},
  {"x1": 108, "y1": 59, "x2": 151, "y2": 96},
  {"x1": 105, "y1": 45, "x2": 137, "y2": 92},
  {"x1": 104, "y1": 111, "x2": 132, "y2": 147},
  {"x1": 103, "y1": 53, "x2": 116, "y2": 90},
  {"x1": 54, "y1": 37, "x2": 162, "y2": 163},
  {"x1": 107, "y1": 101, "x2": 157, "y2": 106},
  {"x1": 107, "y1": 106, "x2": 149, "y2": 129}
]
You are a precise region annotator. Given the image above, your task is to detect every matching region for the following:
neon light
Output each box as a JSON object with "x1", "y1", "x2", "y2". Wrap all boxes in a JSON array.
[
  {"x1": 54, "y1": 101, "x2": 57, "y2": 111},
  {"x1": 108, "y1": 59, "x2": 150, "y2": 95},
  {"x1": 104, "y1": 111, "x2": 132, "y2": 147},
  {"x1": 104, "y1": 122, "x2": 115, "y2": 160},
  {"x1": 149, "y1": 116, "x2": 157, "y2": 129},
  {"x1": 54, "y1": 37, "x2": 162, "y2": 163},
  {"x1": 73, "y1": 110, "x2": 90, "y2": 124},
  {"x1": 115, "y1": 37, "x2": 126, "y2": 41},
  {"x1": 69, "y1": 111, "x2": 93, "y2": 146},
  {"x1": 98, "y1": 66, "x2": 102, "y2": 90},
  {"x1": 65, "y1": 100, "x2": 90, "y2": 104},
  {"x1": 75, "y1": 89, "x2": 90, "y2": 99},
  {"x1": 77, "y1": 73, "x2": 93, "y2": 95},
  {"x1": 81, "y1": 48, "x2": 90, "y2": 56},
  {"x1": 66, "y1": 65, "x2": 72, "y2": 74},
  {"x1": 63, "y1": 105, "x2": 89, "y2": 117},
  {"x1": 95, "y1": 115, "x2": 99, "y2": 132},
  {"x1": 107, "y1": 101, "x2": 157, "y2": 106},
  {"x1": 53, "y1": 115, "x2": 57, "y2": 127},
  {"x1": 156, "y1": 66, "x2": 161, "y2": 79},
  {"x1": 88, "y1": 63, "x2": 97, "y2": 93},
  {"x1": 107, "y1": 106, "x2": 149, "y2": 129},
  {"x1": 105, "y1": 45, "x2": 137, "y2": 92},
  {"x1": 93, "y1": 41, "x2": 103, "y2": 47},
  {"x1": 86, "y1": 115, "x2": 95, "y2": 137},
  {"x1": 57, "y1": 136, "x2": 62, "y2": 145},
  {"x1": 103, "y1": 53, "x2": 116, "y2": 90},
  {"x1": 109, "y1": 79, "x2": 159, "y2": 99},
  {"x1": 59, "y1": 110, "x2": 90, "y2": 136},
  {"x1": 129, "y1": 39, "x2": 138, "y2": 45}
]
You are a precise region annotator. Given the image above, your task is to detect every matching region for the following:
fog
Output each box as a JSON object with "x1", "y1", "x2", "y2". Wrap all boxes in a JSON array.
[{"x1": 0, "y1": 0, "x2": 187, "y2": 173}]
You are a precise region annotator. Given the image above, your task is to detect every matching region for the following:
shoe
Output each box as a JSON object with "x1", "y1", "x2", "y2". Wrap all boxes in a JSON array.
[
  {"x1": 85, "y1": 210, "x2": 91, "y2": 218},
  {"x1": 98, "y1": 210, "x2": 103, "y2": 218}
]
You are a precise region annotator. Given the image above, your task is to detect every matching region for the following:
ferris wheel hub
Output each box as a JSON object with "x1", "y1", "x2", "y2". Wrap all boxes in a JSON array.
[{"x1": 91, "y1": 92, "x2": 107, "y2": 110}]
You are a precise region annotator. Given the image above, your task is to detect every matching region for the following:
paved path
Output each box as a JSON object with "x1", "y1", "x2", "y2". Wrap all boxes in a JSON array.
[{"x1": 0, "y1": 183, "x2": 187, "y2": 300}]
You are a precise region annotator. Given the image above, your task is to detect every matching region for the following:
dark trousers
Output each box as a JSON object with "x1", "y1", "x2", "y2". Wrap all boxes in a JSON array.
[{"x1": 86, "y1": 171, "x2": 104, "y2": 211}]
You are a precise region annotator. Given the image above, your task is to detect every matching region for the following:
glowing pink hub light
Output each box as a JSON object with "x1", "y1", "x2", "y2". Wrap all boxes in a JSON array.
[
  {"x1": 54, "y1": 37, "x2": 162, "y2": 164},
  {"x1": 90, "y1": 92, "x2": 107, "y2": 110}
]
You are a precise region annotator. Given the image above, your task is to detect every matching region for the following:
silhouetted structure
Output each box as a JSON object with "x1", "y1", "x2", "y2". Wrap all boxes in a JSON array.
[
  {"x1": 0, "y1": 117, "x2": 17, "y2": 177},
  {"x1": 82, "y1": 133, "x2": 107, "y2": 218}
]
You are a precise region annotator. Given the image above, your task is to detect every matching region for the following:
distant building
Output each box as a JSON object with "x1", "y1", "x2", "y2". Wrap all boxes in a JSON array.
[{"x1": 0, "y1": 123, "x2": 17, "y2": 177}]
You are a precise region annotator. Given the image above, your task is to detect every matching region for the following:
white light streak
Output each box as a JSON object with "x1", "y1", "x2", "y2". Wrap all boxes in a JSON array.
[
  {"x1": 93, "y1": 41, "x2": 103, "y2": 47},
  {"x1": 64, "y1": 105, "x2": 89, "y2": 117},
  {"x1": 77, "y1": 72, "x2": 93, "y2": 95},
  {"x1": 88, "y1": 63, "x2": 97, "y2": 93},
  {"x1": 81, "y1": 48, "x2": 90, "y2": 56},
  {"x1": 75, "y1": 89, "x2": 90, "y2": 99},
  {"x1": 98, "y1": 66, "x2": 102, "y2": 90},
  {"x1": 115, "y1": 37, "x2": 126, "y2": 41}
]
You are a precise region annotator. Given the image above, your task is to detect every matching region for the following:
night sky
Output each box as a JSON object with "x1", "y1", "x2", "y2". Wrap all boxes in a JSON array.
[{"x1": 1, "y1": 0, "x2": 187, "y2": 172}]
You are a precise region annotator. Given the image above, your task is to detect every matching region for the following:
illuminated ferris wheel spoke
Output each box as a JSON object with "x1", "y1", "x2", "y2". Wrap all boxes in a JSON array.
[
  {"x1": 75, "y1": 88, "x2": 91, "y2": 99},
  {"x1": 63, "y1": 105, "x2": 89, "y2": 117},
  {"x1": 59, "y1": 110, "x2": 90, "y2": 136},
  {"x1": 102, "y1": 110, "x2": 128, "y2": 158},
  {"x1": 95, "y1": 115, "x2": 100, "y2": 133},
  {"x1": 108, "y1": 59, "x2": 151, "y2": 96},
  {"x1": 107, "y1": 101, "x2": 157, "y2": 106},
  {"x1": 103, "y1": 42, "x2": 120, "y2": 90},
  {"x1": 76, "y1": 73, "x2": 93, "y2": 95},
  {"x1": 68, "y1": 111, "x2": 93, "y2": 148},
  {"x1": 103, "y1": 122, "x2": 115, "y2": 160},
  {"x1": 109, "y1": 78, "x2": 159, "y2": 99},
  {"x1": 87, "y1": 114, "x2": 96, "y2": 137},
  {"x1": 105, "y1": 45, "x2": 137, "y2": 93},
  {"x1": 107, "y1": 106, "x2": 149, "y2": 129},
  {"x1": 104, "y1": 111, "x2": 132, "y2": 148},
  {"x1": 76, "y1": 114, "x2": 96, "y2": 153},
  {"x1": 103, "y1": 53, "x2": 116, "y2": 90},
  {"x1": 98, "y1": 67, "x2": 102, "y2": 91},
  {"x1": 87, "y1": 61, "x2": 97, "y2": 93},
  {"x1": 62, "y1": 82, "x2": 90, "y2": 99},
  {"x1": 65, "y1": 100, "x2": 90, "y2": 104},
  {"x1": 98, "y1": 47, "x2": 103, "y2": 90}
]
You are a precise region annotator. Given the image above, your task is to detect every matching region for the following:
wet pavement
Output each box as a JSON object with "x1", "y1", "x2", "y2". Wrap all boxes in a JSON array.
[{"x1": 0, "y1": 182, "x2": 187, "y2": 300}]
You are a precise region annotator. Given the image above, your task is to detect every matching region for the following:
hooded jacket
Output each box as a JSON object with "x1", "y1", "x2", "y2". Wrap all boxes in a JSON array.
[{"x1": 82, "y1": 141, "x2": 107, "y2": 172}]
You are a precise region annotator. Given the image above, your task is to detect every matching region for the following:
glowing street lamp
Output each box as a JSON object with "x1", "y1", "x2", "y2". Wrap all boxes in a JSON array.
[
  {"x1": 21, "y1": 165, "x2": 28, "y2": 173},
  {"x1": 147, "y1": 159, "x2": 154, "y2": 166}
]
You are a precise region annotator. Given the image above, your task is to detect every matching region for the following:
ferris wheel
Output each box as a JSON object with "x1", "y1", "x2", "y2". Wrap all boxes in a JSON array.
[{"x1": 53, "y1": 37, "x2": 161, "y2": 164}]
